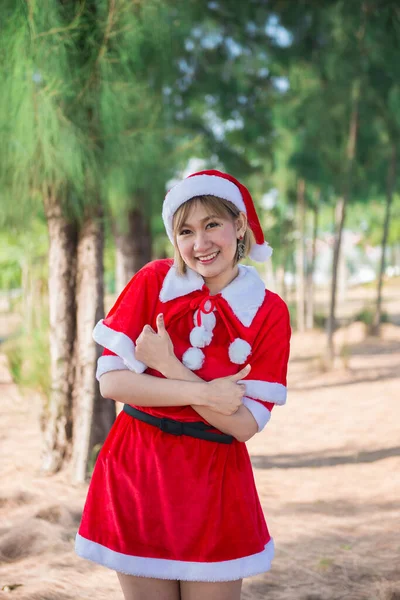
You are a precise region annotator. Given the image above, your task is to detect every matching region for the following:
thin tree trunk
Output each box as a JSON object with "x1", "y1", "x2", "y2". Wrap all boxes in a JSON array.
[
  {"x1": 326, "y1": 197, "x2": 346, "y2": 362},
  {"x1": 264, "y1": 259, "x2": 276, "y2": 292},
  {"x1": 277, "y1": 214, "x2": 291, "y2": 301},
  {"x1": 337, "y1": 236, "x2": 348, "y2": 306},
  {"x1": 326, "y1": 79, "x2": 360, "y2": 366},
  {"x1": 42, "y1": 197, "x2": 78, "y2": 474},
  {"x1": 114, "y1": 205, "x2": 152, "y2": 293},
  {"x1": 296, "y1": 178, "x2": 306, "y2": 332},
  {"x1": 306, "y1": 195, "x2": 319, "y2": 329},
  {"x1": 372, "y1": 144, "x2": 397, "y2": 335},
  {"x1": 71, "y1": 208, "x2": 115, "y2": 483},
  {"x1": 276, "y1": 264, "x2": 286, "y2": 301}
]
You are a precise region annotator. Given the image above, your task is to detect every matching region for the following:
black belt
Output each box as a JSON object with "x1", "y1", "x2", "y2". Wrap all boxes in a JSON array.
[{"x1": 123, "y1": 404, "x2": 234, "y2": 445}]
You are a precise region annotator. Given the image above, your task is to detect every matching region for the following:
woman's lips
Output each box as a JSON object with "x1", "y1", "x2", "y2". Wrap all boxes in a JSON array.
[{"x1": 196, "y1": 251, "x2": 219, "y2": 264}]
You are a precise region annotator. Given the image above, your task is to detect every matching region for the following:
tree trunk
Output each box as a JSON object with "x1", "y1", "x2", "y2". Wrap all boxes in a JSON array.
[
  {"x1": 114, "y1": 206, "x2": 152, "y2": 293},
  {"x1": 296, "y1": 178, "x2": 306, "y2": 332},
  {"x1": 306, "y1": 196, "x2": 319, "y2": 329},
  {"x1": 337, "y1": 236, "x2": 348, "y2": 306},
  {"x1": 372, "y1": 144, "x2": 397, "y2": 335},
  {"x1": 326, "y1": 79, "x2": 360, "y2": 367},
  {"x1": 71, "y1": 208, "x2": 115, "y2": 483},
  {"x1": 326, "y1": 196, "x2": 347, "y2": 364},
  {"x1": 276, "y1": 213, "x2": 291, "y2": 301},
  {"x1": 42, "y1": 197, "x2": 78, "y2": 474},
  {"x1": 276, "y1": 264, "x2": 287, "y2": 301},
  {"x1": 264, "y1": 259, "x2": 276, "y2": 292}
]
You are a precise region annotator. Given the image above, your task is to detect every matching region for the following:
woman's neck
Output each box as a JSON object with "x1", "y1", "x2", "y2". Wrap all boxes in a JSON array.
[{"x1": 204, "y1": 265, "x2": 239, "y2": 295}]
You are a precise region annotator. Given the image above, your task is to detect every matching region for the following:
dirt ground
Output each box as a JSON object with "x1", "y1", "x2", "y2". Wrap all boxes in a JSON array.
[{"x1": 0, "y1": 285, "x2": 399, "y2": 600}]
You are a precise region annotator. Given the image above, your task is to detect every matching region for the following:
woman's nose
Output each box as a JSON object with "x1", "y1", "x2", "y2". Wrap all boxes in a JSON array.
[{"x1": 193, "y1": 231, "x2": 211, "y2": 252}]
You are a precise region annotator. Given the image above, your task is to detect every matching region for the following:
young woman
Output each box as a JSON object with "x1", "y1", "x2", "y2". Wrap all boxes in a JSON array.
[{"x1": 75, "y1": 170, "x2": 291, "y2": 600}]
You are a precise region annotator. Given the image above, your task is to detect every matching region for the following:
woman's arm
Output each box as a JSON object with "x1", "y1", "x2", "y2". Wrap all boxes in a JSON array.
[
  {"x1": 161, "y1": 352, "x2": 258, "y2": 443},
  {"x1": 135, "y1": 314, "x2": 258, "y2": 442},
  {"x1": 101, "y1": 314, "x2": 258, "y2": 441},
  {"x1": 99, "y1": 369, "x2": 206, "y2": 409},
  {"x1": 99, "y1": 316, "x2": 247, "y2": 417},
  {"x1": 100, "y1": 368, "x2": 247, "y2": 416}
]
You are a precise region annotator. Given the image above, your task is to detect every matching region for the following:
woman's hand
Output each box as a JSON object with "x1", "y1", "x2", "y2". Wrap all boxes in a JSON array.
[
  {"x1": 205, "y1": 364, "x2": 251, "y2": 415},
  {"x1": 135, "y1": 314, "x2": 176, "y2": 373}
]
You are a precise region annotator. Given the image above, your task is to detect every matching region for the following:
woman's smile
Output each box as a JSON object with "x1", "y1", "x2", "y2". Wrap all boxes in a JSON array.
[{"x1": 196, "y1": 251, "x2": 220, "y2": 264}]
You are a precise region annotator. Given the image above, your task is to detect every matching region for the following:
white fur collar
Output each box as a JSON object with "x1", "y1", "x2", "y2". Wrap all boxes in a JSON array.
[{"x1": 159, "y1": 264, "x2": 265, "y2": 327}]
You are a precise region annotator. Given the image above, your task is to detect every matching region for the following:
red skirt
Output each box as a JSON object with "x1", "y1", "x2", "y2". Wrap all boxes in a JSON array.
[{"x1": 75, "y1": 410, "x2": 274, "y2": 581}]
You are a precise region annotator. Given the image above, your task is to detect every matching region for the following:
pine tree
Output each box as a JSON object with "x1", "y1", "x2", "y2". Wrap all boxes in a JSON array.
[{"x1": 0, "y1": 0, "x2": 189, "y2": 480}]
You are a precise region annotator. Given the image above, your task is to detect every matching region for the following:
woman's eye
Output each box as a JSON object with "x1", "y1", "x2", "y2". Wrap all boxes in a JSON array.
[{"x1": 179, "y1": 223, "x2": 219, "y2": 235}]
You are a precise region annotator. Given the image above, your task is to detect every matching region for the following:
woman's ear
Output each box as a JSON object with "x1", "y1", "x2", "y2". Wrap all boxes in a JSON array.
[{"x1": 236, "y1": 212, "x2": 247, "y2": 237}]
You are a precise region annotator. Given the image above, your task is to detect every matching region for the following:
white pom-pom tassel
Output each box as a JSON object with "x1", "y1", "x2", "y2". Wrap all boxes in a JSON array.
[
  {"x1": 193, "y1": 309, "x2": 216, "y2": 332},
  {"x1": 228, "y1": 338, "x2": 252, "y2": 364},
  {"x1": 249, "y1": 242, "x2": 273, "y2": 262},
  {"x1": 182, "y1": 347, "x2": 205, "y2": 370},
  {"x1": 189, "y1": 326, "x2": 213, "y2": 348}
]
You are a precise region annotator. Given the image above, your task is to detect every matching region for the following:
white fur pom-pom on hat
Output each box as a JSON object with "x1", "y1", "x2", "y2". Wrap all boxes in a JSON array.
[
  {"x1": 163, "y1": 169, "x2": 273, "y2": 262},
  {"x1": 228, "y1": 338, "x2": 252, "y2": 365},
  {"x1": 182, "y1": 347, "x2": 205, "y2": 371},
  {"x1": 249, "y1": 243, "x2": 273, "y2": 262}
]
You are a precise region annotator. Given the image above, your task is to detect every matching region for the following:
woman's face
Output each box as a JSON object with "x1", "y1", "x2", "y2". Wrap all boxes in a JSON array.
[{"x1": 176, "y1": 201, "x2": 246, "y2": 294}]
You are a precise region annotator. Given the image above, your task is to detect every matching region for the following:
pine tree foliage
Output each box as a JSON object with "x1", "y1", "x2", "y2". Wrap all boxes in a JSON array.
[{"x1": 0, "y1": 0, "x2": 189, "y2": 230}]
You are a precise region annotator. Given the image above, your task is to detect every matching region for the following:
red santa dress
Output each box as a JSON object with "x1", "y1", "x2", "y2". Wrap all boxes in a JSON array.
[{"x1": 75, "y1": 258, "x2": 291, "y2": 582}]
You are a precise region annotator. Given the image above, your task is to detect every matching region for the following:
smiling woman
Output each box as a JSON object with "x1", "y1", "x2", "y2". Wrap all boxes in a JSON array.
[
  {"x1": 172, "y1": 194, "x2": 255, "y2": 281},
  {"x1": 75, "y1": 169, "x2": 290, "y2": 600},
  {"x1": 172, "y1": 196, "x2": 251, "y2": 294}
]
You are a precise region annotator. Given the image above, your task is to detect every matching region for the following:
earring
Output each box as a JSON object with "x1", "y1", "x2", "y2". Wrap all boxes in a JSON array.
[{"x1": 237, "y1": 236, "x2": 245, "y2": 260}]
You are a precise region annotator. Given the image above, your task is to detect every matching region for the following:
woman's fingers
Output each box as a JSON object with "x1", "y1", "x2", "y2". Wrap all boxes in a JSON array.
[
  {"x1": 228, "y1": 364, "x2": 251, "y2": 382},
  {"x1": 156, "y1": 313, "x2": 166, "y2": 334}
]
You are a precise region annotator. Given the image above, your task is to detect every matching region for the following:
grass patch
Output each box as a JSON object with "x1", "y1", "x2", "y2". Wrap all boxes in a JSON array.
[
  {"x1": 317, "y1": 557, "x2": 334, "y2": 570},
  {"x1": 354, "y1": 306, "x2": 390, "y2": 327},
  {"x1": 2, "y1": 313, "x2": 50, "y2": 398}
]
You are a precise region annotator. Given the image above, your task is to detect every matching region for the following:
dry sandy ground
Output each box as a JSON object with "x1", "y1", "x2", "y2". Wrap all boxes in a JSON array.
[{"x1": 0, "y1": 318, "x2": 399, "y2": 599}]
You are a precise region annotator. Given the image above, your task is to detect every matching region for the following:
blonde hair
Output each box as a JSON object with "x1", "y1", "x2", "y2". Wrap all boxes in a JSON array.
[{"x1": 172, "y1": 195, "x2": 255, "y2": 275}]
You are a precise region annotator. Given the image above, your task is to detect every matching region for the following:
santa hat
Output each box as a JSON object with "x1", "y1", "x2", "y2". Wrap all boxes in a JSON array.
[{"x1": 162, "y1": 169, "x2": 273, "y2": 262}]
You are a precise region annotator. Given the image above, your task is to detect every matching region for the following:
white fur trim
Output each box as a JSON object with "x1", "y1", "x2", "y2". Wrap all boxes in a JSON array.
[
  {"x1": 221, "y1": 266, "x2": 265, "y2": 327},
  {"x1": 249, "y1": 242, "x2": 273, "y2": 262},
  {"x1": 75, "y1": 534, "x2": 274, "y2": 582},
  {"x1": 93, "y1": 320, "x2": 147, "y2": 374},
  {"x1": 242, "y1": 397, "x2": 272, "y2": 432},
  {"x1": 182, "y1": 347, "x2": 205, "y2": 370},
  {"x1": 189, "y1": 326, "x2": 213, "y2": 348},
  {"x1": 239, "y1": 379, "x2": 287, "y2": 406},
  {"x1": 193, "y1": 309, "x2": 216, "y2": 331},
  {"x1": 163, "y1": 175, "x2": 246, "y2": 243},
  {"x1": 159, "y1": 264, "x2": 265, "y2": 327},
  {"x1": 96, "y1": 355, "x2": 128, "y2": 381},
  {"x1": 159, "y1": 264, "x2": 204, "y2": 303},
  {"x1": 228, "y1": 338, "x2": 252, "y2": 364}
]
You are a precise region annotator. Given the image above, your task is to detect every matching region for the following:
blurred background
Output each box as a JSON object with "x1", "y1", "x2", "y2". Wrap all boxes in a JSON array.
[{"x1": 0, "y1": 2, "x2": 399, "y2": 599}]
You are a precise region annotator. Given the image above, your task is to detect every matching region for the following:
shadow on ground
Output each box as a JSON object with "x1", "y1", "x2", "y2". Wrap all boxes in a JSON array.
[
  {"x1": 291, "y1": 364, "x2": 399, "y2": 390},
  {"x1": 280, "y1": 498, "x2": 399, "y2": 517},
  {"x1": 251, "y1": 446, "x2": 400, "y2": 469},
  {"x1": 242, "y1": 529, "x2": 400, "y2": 600}
]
